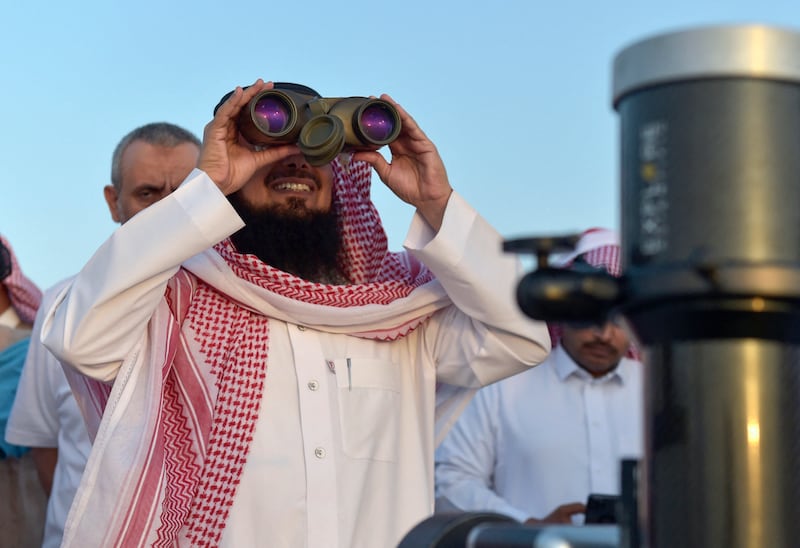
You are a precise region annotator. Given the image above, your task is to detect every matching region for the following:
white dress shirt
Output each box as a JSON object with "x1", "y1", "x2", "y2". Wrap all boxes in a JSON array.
[
  {"x1": 435, "y1": 344, "x2": 643, "y2": 523},
  {"x1": 41, "y1": 170, "x2": 550, "y2": 548},
  {"x1": 6, "y1": 280, "x2": 92, "y2": 548}
]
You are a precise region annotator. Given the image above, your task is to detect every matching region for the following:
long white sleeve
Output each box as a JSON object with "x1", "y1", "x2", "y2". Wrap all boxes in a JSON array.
[
  {"x1": 434, "y1": 384, "x2": 530, "y2": 522},
  {"x1": 41, "y1": 170, "x2": 244, "y2": 382},
  {"x1": 405, "y1": 191, "x2": 550, "y2": 388}
]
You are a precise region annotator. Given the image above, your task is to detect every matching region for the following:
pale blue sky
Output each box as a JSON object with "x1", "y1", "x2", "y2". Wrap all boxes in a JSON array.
[{"x1": 3, "y1": 1, "x2": 799, "y2": 289}]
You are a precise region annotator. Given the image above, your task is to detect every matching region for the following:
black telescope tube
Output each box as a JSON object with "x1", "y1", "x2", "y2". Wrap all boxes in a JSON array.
[{"x1": 613, "y1": 24, "x2": 800, "y2": 548}]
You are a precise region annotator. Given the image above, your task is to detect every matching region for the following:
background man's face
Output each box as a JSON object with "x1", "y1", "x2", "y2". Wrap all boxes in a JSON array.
[
  {"x1": 234, "y1": 154, "x2": 335, "y2": 216},
  {"x1": 560, "y1": 320, "x2": 630, "y2": 377},
  {"x1": 104, "y1": 140, "x2": 200, "y2": 224}
]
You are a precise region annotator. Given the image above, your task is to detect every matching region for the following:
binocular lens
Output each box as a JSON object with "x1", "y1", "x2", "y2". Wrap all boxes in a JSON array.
[
  {"x1": 359, "y1": 104, "x2": 397, "y2": 143},
  {"x1": 235, "y1": 86, "x2": 401, "y2": 159},
  {"x1": 253, "y1": 95, "x2": 293, "y2": 134}
]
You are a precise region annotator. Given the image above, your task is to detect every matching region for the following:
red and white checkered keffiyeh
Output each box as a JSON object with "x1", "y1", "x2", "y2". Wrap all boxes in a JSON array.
[
  {"x1": 0, "y1": 234, "x2": 42, "y2": 324},
  {"x1": 545, "y1": 228, "x2": 637, "y2": 358},
  {"x1": 550, "y1": 227, "x2": 621, "y2": 276},
  {"x1": 67, "y1": 157, "x2": 450, "y2": 547}
]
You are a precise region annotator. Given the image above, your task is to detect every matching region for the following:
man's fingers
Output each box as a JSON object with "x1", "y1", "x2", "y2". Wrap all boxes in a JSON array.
[
  {"x1": 214, "y1": 86, "x2": 244, "y2": 120},
  {"x1": 239, "y1": 79, "x2": 273, "y2": 105},
  {"x1": 561, "y1": 502, "x2": 587, "y2": 515},
  {"x1": 381, "y1": 93, "x2": 426, "y2": 140},
  {"x1": 352, "y1": 150, "x2": 390, "y2": 178},
  {"x1": 214, "y1": 79, "x2": 271, "y2": 123},
  {"x1": 252, "y1": 143, "x2": 302, "y2": 168}
]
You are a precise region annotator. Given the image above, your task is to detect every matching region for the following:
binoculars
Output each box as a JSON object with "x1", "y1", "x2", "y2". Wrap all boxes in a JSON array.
[{"x1": 236, "y1": 84, "x2": 402, "y2": 166}]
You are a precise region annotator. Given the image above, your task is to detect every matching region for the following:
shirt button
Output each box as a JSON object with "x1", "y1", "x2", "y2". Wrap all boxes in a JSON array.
[
  {"x1": 314, "y1": 447, "x2": 326, "y2": 459},
  {"x1": 308, "y1": 380, "x2": 319, "y2": 391},
  {"x1": 297, "y1": 325, "x2": 306, "y2": 331}
]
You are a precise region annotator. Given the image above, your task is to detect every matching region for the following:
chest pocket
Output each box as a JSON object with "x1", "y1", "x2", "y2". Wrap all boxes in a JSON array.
[{"x1": 333, "y1": 358, "x2": 401, "y2": 462}]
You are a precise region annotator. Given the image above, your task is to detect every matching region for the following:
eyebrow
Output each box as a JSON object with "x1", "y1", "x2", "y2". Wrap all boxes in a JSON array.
[{"x1": 130, "y1": 182, "x2": 167, "y2": 194}]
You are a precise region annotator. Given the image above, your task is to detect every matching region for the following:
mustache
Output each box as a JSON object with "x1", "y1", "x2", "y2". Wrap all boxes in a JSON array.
[{"x1": 581, "y1": 341, "x2": 617, "y2": 354}]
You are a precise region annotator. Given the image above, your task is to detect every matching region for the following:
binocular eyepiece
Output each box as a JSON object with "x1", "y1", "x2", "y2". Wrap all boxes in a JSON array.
[{"x1": 237, "y1": 85, "x2": 402, "y2": 166}]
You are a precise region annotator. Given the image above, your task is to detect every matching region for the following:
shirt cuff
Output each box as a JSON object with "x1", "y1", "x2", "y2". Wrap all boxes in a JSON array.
[
  {"x1": 173, "y1": 169, "x2": 245, "y2": 244},
  {"x1": 403, "y1": 191, "x2": 476, "y2": 265}
]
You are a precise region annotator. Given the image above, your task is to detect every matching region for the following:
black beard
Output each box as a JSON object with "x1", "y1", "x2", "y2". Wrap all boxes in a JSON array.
[{"x1": 227, "y1": 194, "x2": 348, "y2": 284}]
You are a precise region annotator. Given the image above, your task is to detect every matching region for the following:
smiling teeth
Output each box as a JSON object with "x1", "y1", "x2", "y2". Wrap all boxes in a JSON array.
[{"x1": 275, "y1": 182, "x2": 311, "y2": 192}]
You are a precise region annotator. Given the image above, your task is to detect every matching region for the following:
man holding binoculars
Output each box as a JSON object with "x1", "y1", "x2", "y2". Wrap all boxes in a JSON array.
[{"x1": 41, "y1": 79, "x2": 550, "y2": 547}]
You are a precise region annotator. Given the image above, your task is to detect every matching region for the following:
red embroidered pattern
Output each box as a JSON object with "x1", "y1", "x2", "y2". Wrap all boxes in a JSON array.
[
  {"x1": 155, "y1": 372, "x2": 203, "y2": 544},
  {"x1": 217, "y1": 160, "x2": 433, "y2": 305},
  {"x1": 121, "y1": 158, "x2": 437, "y2": 545},
  {"x1": 183, "y1": 283, "x2": 268, "y2": 546}
]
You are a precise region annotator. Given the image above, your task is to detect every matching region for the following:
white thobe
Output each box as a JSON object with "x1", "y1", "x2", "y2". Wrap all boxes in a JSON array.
[
  {"x1": 42, "y1": 169, "x2": 550, "y2": 547},
  {"x1": 435, "y1": 344, "x2": 644, "y2": 523}
]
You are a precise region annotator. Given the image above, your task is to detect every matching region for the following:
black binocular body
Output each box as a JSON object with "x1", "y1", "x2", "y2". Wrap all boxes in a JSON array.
[{"x1": 237, "y1": 85, "x2": 402, "y2": 166}]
